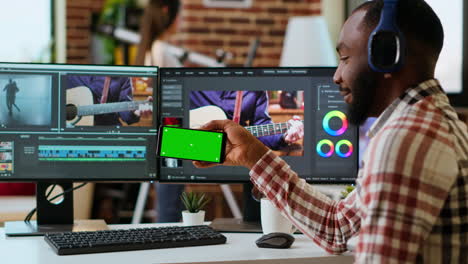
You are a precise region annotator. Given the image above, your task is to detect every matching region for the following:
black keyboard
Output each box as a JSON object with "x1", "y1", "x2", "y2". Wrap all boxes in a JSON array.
[{"x1": 44, "y1": 225, "x2": 227, "y2": 255}]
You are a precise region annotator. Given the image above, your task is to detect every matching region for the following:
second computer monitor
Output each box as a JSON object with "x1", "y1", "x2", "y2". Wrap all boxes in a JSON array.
[
  {"x1": 0, "y1": 63, "x2": 158, "y2": 181},
  {"x1": 159, "y1": 67, "x2": 357, "y2": 184}
]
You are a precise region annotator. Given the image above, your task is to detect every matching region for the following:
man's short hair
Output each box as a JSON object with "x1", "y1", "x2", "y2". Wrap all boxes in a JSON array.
[{"x1": 355, "y1": 0, "x2": 444, "y2": 59}]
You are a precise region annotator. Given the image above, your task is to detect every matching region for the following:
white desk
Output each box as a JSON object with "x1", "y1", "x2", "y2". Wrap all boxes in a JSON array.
[{"x1": 0, "y1": 223, "x2": 354, "y2": 264}]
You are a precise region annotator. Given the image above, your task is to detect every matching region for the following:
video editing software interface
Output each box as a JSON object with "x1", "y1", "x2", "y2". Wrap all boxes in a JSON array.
[
  {"x1": 159, "y1": 68, "x2": 358, "y2": 183},
  {"x1": 0, "y1": 63, "x2": 157, "y2": 180}
]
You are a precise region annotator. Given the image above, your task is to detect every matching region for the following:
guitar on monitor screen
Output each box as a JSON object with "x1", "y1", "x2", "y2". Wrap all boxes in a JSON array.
[
  {"x1": 65, "y1": 86, "x2": 152, "y2": 127},
  {"x1": 189, "y1": 105, "x2": 303, "y2": 138}
]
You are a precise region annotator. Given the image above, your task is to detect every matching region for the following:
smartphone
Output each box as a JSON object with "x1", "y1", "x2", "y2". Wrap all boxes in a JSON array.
[{"x1": 157, "y1": 126, "x2": 226, "y2": 163}]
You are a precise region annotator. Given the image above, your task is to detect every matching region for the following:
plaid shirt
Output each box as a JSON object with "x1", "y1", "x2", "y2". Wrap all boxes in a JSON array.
[{"x1": 250, "y1": 79, "x2": 468, "y2": 263}]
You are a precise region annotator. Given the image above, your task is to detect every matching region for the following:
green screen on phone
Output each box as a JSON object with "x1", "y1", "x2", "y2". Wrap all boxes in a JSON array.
[{"x1": 158, "y1": 126, "x2": 225, "y2": 163}]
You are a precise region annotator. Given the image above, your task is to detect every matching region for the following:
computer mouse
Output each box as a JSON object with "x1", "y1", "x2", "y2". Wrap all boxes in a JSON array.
[{"x1": 255, "y1": 232, "x2": 295, "y2": 249}]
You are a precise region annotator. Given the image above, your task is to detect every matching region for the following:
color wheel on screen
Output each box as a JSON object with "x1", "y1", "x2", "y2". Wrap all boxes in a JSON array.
[
  {"x1": 336, "y1": 140, "x2": 353, "y2": 158},
  {"x1": 316, "y1": 139, "x2": 354, "y2": 158},
  {"x1": 322, "y1": 110, "x2": 348, "y2": 136},
  {"x1": 317, "y1": 110, "x2": 353, "y2": 158},
  {"x1": 316, "y1": 139, "x2": 334, "y2": 158}
]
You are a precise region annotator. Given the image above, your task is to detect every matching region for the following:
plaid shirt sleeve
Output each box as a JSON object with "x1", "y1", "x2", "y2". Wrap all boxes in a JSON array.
[
  {"x1": 354, "y1": 116, "x2": 459, "y2": 263},
  {"x1": 250, "y1": 150, "x2": 361, "y2": 254}
]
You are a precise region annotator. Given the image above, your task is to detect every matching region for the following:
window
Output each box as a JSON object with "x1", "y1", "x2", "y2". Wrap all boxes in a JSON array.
[{"x1": 0, "y1": 0, "x2": 52, "y2": 62}]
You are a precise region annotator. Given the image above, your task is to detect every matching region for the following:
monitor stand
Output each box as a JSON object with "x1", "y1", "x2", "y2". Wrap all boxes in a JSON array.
[
  {"x1": 210, "y1": 183, "x2": 262, "y2": 233},
  {"x1": 5, "y1": 182, "x2": 107, "y2": 236}
]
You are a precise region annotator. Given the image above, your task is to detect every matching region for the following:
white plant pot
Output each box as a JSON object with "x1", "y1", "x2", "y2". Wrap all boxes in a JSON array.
[{"x1": 182, "y1": 210, "x2": 205, "y2": 226}]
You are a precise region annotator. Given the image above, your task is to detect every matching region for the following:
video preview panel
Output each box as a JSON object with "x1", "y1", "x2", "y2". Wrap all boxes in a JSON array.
[
  {"x1": 0, "y1": 74, "x2": 52, "y2": 127},
  {"x1": 189, "y1": 90, "x2": 305, "y2": 157},
  {"x1": 64, "y1": 74, "x2": 154, "y2": 129}
]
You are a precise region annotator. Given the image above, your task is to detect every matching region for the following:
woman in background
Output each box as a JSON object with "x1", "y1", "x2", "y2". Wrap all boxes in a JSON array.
[
  {"x1": 136, "y1": 0, "x2": 181, "y2": 67},
  {"x1": 136, "y1": 0, "x2": 184, "y2": 223}
]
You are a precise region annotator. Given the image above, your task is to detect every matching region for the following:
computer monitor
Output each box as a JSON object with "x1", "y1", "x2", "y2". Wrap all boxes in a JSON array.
[
  {"x1": 159, "y1": 67, "x2": 358, "y2": 231},
  {"x1": 0, "y1": 63, "x2": 158, "y2": 235},
  {"x1": 159, "y1": 67, "x2": 358, "y2": 183}
]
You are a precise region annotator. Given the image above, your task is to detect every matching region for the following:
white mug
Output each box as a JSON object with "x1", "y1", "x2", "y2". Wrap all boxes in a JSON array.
[{"x1": 260, "y1": 198, "x2": 297, "y2": 234}]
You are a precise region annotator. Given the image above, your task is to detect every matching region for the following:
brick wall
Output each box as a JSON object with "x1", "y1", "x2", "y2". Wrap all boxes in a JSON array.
[
  {"x1": 178, "y1": 0, "x2": 322, "y2": 67},
  {"x1": 67, "y1": 0, "x2": 106, "y2": 64},
  {"x1": 66, "y1": 0, "x2": 322, "y2": 66}
]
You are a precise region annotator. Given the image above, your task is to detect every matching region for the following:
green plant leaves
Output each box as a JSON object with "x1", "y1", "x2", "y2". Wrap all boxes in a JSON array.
[
  {"x1": 180, "y1": 192, "x2": 211, "y2": 213},
  {"x1": 340, "y1": 185, "x2": 355, "y2": 199}
]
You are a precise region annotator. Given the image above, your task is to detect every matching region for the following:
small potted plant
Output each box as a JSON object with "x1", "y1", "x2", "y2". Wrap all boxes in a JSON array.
[
  {"x1": 180, "y1": 191, "x2": 211, "y2": 226},
  {"x1": 340, "y1": 185, "x2": 355, "y2": 199}
]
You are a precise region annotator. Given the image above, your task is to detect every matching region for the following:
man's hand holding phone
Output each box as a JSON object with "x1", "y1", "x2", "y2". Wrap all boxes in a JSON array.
[{"x1": 193, "y1": 120, "x2": 269, "y2": 169}]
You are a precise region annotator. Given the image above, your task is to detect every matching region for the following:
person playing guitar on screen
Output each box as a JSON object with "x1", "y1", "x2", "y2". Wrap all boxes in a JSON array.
[
  {"x1": 66, "y1": 75, "x2": 152, "y2": 126},
  {"x1": 190, "y1": 90, "x2": 304, "y2": 151}
]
